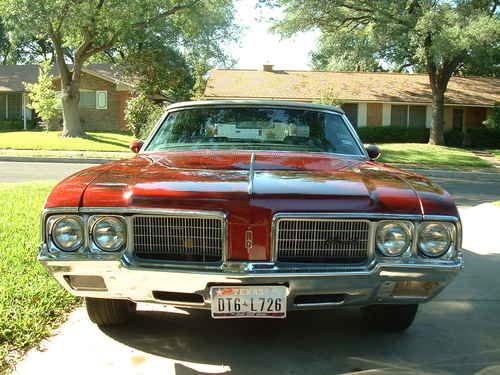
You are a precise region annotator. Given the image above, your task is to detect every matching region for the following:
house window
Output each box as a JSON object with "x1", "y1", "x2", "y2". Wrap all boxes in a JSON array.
[
  {"x1": 0, "y1": 93, "x2": 23, "y2": 120},
  {"x1": 0, "y1": 94, "x2": 6, "y2": 119},
  {"x1": 409, "y1": 105, "x2": 426, "y2": 128},
  {"x1": 80, "y1": 91, "x2": 96, "y2": 109},
  {"x1": 390, "y1": 105, "x2": 408, "y2": 127},
  {"x1": 57, "y1": 90, "x2": 108, "y2": 110},
  {"x1": 342, "y1": 103, "x2": 358, "y2": 127},
  {"x1": 96, "y1": 91, "x2": 108, "y2": 110}
]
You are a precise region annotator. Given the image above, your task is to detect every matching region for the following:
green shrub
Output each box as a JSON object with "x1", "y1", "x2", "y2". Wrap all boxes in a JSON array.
[
  {"x1": 357, "y1": 125, "x2": 500, "y2": 148},
  {"x1": 484, "y1": 103, "x2": 500, "y2": 129},
  {"x1": 0, "y1": 120, "x2": 37, "y2": 131},
  {"x1": 445, "y1": 128, "x2": 500, "y2": 148},
  {"x1": 357, "y1": 126, "x2": 429, "y2": 143},
  {"x1": 125, "y1": 94, "x2": 164, "y2": 139},
  {"x1": 24, "y1": 60, "x2": 60, "y2": 124}
]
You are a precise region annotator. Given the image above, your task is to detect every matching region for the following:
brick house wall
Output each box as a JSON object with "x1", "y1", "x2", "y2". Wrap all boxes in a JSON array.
[{"x1": 54, "y1": 72, "x2": 130, "y2": 131}]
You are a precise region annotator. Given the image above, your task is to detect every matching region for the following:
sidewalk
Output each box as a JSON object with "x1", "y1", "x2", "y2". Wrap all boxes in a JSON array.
[
  {"x1": 0, "y1": 149, "x2": 132, "y2": 164},
  {"x1": 471, "y1": 150, "x2": 500, "y2": 169}
]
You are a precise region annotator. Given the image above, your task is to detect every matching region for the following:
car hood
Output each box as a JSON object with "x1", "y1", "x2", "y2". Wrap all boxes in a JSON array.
[
  {"x1": 45, "y1": 150, "x2": 458, "y2": 261},
  {"x1": 46, "y1": 150, "x2": 456, "y2": 217}
]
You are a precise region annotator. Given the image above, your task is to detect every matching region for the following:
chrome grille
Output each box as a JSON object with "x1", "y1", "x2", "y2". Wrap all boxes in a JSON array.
[
  {"x1": 275, "y1": 219, "x2": 370, "y2": 263},
  {"x1": 132, "y1": 215, "x2": 224, "y2": 262}
]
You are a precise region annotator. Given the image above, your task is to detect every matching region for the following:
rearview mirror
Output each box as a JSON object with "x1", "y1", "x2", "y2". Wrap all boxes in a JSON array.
[
  {"x1": 366, "y1": 144, "x2": 381, "y2": 161},
  {"x1": 130, "y1": 140, "x2": 144, "y2": 154}
]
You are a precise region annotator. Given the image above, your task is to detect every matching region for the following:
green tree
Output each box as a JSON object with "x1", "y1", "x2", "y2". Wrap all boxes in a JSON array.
[
  {"x1": 317, "y1": 88, "x2": 344, "y2": 106},
  {"x1": 268, "y1": 0, "x2": 499, "y2": 145},
  {"x1": 0, "y1": 0, "x2": 237, "y2": 138},
  {"x1": 108, "y1": 5, "x2": 236, "y2": 101},
  {"x1": 24, "y1": 60, "x2": 59, "y2": 126},
  {"x1": 125, "y1": 93, "x2": 164, "y2": 138}
]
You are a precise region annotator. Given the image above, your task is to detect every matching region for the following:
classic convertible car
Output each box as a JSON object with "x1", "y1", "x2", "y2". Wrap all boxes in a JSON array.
[{"x1": 39, "y1": 100, "x2": 463, "y2": 331}]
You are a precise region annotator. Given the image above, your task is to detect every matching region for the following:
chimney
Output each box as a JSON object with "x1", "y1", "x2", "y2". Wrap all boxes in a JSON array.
[{"x1": 262, "y1": 64, "x2": 274, "y2": 72}]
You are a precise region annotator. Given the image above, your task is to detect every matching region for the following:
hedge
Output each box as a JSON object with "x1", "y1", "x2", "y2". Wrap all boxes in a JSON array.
[
  {"x1": 444, "y1": 128, "x2": 500, "y2": 148},
  {"x1": 357, "y1": 126, "x2": 500, "y2": 148},
  {"x1": 357, "y1": 126, "x2": 429, "y2": 143},
  {"x1": 0, "y1": 120, "x2": 37, "y2": 131}
]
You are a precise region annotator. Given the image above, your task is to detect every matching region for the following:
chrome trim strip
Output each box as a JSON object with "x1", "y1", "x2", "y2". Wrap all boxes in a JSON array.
[
  {"x1": 273, "y1": 212, "x2": 425, "y2": 220},
  {"x1": 248, "y1": 152, "x2": 256, "y2": 195},
  {"x1": 77, "y1": 207, "x2": 226, "y2": 218},
  {"x1": 294, "y1": 301, "x2": 345, "y2": 308}
]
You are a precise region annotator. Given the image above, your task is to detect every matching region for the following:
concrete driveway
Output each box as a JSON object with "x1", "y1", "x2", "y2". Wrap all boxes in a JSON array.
[{"x1": 12, "y1": 204, "x2": 500, "y2": 375}]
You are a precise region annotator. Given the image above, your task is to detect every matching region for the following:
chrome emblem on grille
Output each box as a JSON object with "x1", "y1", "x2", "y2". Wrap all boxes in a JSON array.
[
  {"x1": 245, "y1": 230, "x2": 253, "y2": 251},
  {"x1": 324, "y1": 236, "x2": 360, "y2": 248}
]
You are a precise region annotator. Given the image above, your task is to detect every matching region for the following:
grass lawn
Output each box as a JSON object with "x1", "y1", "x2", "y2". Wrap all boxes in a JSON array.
[
  {"x1": 0, "y1": 182, "x2": 78, "y2": 372},
  {"x1": 378, "y1": 143, "x2": 493, "y2": 169},
  {"x1": 0, "y1": 130, "x2": 134, "y2": 152}
]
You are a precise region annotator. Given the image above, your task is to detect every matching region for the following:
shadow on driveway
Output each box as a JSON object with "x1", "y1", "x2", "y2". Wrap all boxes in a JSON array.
[{"x1": 100, "y1": 251, "x2": 500, "y2": 375}]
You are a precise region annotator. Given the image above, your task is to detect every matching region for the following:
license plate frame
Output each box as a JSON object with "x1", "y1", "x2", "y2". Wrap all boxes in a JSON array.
[{"x1": 210, "y1": 285, "x2": 287, "y2": 319}]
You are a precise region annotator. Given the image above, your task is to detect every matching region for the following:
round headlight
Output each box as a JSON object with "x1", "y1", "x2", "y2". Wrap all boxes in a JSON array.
[
  {"x1": 376, "y1": 221, "x2": 412, "y2": 257},
  {"x1": 52, "y1": 217, "x2": 83, "y2": 251},
  {"x1": 418, "y1": 222, "x2": 452, "y2": 257},
  {"x1": 92, "y1": 217, "x2": 126, "y2": 252}
]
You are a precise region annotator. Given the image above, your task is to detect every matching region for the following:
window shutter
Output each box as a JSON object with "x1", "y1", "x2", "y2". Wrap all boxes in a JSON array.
[{"x1": 96, "y1": 91, "x2": 108, "y2": 110}]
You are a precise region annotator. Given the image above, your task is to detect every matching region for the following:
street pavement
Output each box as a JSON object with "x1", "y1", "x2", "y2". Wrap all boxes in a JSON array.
[
  {"x1": 4, "y1": 160, "x2": 500, "y2": 374},
  {"x1": 0, "y1": 161, "x2": 97, "y2": 183}
]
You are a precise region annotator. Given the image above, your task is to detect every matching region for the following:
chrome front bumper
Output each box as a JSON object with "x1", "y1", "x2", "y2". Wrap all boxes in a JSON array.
[{"x1": 39, "y1": 246, "x2": 463, "y2": 310}]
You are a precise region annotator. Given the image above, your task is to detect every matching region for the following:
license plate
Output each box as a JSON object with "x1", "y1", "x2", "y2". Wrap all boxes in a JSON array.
[{"x1": 210, "y1": 286, "x2": 287, "y2": 319}]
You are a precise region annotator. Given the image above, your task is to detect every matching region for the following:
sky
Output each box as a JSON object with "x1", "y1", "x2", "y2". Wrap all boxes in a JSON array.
[{"x1": 225, "y1": 0, "x2": 319, "y2": 71}]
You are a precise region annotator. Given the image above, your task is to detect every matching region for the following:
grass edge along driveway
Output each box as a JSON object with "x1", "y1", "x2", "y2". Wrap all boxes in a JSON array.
[{"x1": 0, "y1": 181, "x2": 78, "y2": 373}]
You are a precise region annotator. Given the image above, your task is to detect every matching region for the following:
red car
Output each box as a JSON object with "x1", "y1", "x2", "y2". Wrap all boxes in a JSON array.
[{"x1": 39, "y1": 100, "x2": 463, "y2": 331}]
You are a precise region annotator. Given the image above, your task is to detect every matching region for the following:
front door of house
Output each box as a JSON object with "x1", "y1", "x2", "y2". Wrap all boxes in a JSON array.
[{"x1": 453, "y1": 109, "x2": 464, "y2": 130}]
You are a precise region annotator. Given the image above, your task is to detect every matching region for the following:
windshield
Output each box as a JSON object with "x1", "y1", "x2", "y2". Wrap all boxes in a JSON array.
[{"x1": 145, "y1": 107, "x2": 364, "y2": 155}]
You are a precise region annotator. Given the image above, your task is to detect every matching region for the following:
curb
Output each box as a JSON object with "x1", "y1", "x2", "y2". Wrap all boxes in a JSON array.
[{"x1": 0, "y1": 156, "x2": 114, "y2": 164}]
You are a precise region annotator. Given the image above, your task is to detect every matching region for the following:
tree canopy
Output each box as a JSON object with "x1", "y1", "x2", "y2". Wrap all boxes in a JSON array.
[
  {"x1": 267, "y1": 0, "x2": 499, "y2": 144},
  {"x1": 0, "y1": 0, "x2": 237, "y2": 136}
]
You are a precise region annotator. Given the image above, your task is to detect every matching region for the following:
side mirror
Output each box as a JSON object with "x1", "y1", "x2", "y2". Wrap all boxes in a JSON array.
[
  {"x1": 130, "y1": 140, "x2": 144, "y2": 154},
  {"x1": 366, "y1": 144, "x2": 381, "y2": 161}
]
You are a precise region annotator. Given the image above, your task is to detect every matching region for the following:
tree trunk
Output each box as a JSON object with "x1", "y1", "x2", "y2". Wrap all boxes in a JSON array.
[
  {"x1": 429, "y1": 85, "x2": 446, "y2": 145},
  {"x1": 60, "y1": 80, "x2": 85, "y2": 138}
]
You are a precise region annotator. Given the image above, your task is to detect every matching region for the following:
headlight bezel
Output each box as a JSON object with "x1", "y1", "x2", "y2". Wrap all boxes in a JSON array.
[
  {"x1": 375, "y1": 220, "x2": 413, "y2": 257},
  {"x1": 49, "y1": 215, "x2": 85, "y2": 252},
  {"x1": 417, "y1": 221, "x2": 456, "y2": 258},
  {"x1": 45, "y1": 214, "x2": 128, "y2": 254},
  {"x1": 89, "y1": 215, "x2": 128, "y2": 252}
]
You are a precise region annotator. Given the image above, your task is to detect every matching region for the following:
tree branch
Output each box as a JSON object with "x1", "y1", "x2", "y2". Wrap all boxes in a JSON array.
[
  {"x1": 131, "y1": 0, "x2": 200, "y2": 29},
  {"x1": 48, "y1": 25, "x2": 71, "y2": 86}
]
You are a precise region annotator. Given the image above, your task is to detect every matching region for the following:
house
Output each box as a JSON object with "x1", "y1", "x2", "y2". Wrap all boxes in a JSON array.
[
  {"x1": 204, "y1": 65, "x2": 500, "y2": 130},
  {"x1": 0, "y1": 64, "x2": 170, "y2": 131}
]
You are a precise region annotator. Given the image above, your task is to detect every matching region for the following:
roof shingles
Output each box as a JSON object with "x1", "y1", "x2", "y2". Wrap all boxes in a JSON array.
[
  {"x1": 0, "y1": 64, "x2": 130, "y2": 92},
  {"x1": 204, "y1": 69, "x2": 500, "y2": 107}
]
